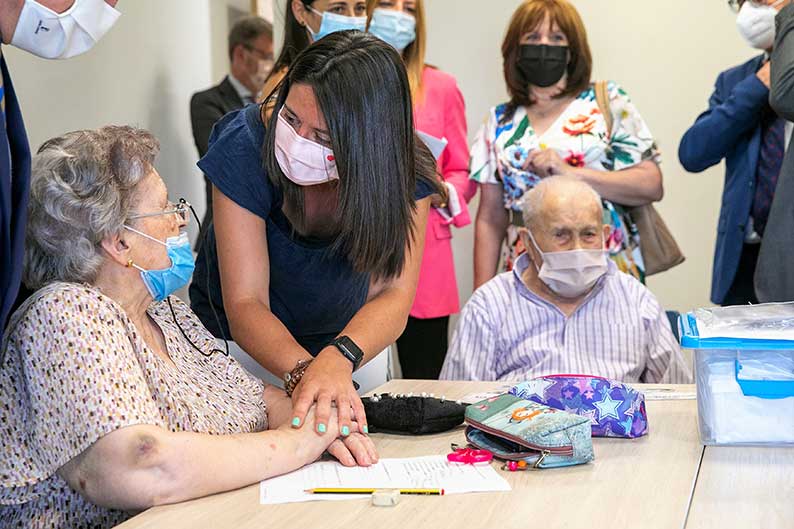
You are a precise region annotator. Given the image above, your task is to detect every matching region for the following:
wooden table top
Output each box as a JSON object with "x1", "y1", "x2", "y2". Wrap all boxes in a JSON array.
[
  {"x1": 118, "y1": 380, "x2": 718, "y2": 529},
  {"x1": 686, "y1": 446, "x2": 794, "y2": 529}
]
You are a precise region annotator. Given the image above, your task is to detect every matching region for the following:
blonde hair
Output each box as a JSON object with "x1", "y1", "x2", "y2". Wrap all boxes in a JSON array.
[{"x1": 366, "y1": 0, "x2": 427, "y2": 103}]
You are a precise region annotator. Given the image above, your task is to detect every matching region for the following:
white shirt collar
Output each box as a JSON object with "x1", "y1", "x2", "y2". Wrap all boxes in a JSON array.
[{"x1": 228, "y1": 73, "x2": 253, "y2": 102}]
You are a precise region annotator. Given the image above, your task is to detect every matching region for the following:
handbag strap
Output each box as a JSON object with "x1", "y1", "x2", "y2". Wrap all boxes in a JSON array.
[{"x1": 594, "y1": 80, "x2": 613, "y2": 137}]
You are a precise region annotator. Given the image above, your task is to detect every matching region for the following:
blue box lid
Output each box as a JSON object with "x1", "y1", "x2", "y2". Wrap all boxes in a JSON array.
[{"x1": 679, "y1": 312, "x2": 794, "y2": 350}]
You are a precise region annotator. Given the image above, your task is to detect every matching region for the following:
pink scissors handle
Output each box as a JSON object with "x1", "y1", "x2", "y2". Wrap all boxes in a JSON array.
[{"x1": 447, "y1": 448, "x2": 493, "y2": 464}]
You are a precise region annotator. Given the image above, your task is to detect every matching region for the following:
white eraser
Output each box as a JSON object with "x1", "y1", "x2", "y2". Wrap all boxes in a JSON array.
[{"x1": 371, "y1": 489, "x2": 401, "y2": 507}]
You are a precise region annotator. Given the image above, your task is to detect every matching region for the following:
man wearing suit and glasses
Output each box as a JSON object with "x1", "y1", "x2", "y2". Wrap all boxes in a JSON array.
[{"x1": 190, "y1": 16, "x2": 274, "y2": 233}]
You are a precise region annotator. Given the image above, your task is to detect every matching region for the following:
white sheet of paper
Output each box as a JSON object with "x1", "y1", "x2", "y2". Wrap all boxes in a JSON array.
[
  {"x1": 417, "y1": 130, "x2": 449, "y2": 160},
  {"x1": 642, "y1": 388, "x2": 697, "y2": 400},
  {"x1": 259, "y1": 455, "x2": 511, "y2": 505},
  {"x1": 461, "y1": 384, "x2": 513, "y2": 404}
]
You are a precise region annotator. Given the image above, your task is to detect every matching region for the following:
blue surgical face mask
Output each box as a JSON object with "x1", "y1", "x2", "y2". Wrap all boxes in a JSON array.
[
  {"x1": 368, "y1": 8, "x2": 416, "y2": 53},
  {"x1": 123, "y1": 227, "x2": 195, "y2": 302},
  {"x1": 307, "y1": 6, "x2": 366, "y2": 41}
]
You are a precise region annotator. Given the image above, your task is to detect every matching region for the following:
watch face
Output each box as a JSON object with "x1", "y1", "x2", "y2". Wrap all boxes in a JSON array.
[{"x1": 334, "y1": 336, "x2": 363, "y2": 370}]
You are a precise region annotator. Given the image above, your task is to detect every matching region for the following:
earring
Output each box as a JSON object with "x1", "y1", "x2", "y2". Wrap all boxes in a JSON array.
[{"x1": 126, "y1": 259, "x2": 134, "y2": 268}]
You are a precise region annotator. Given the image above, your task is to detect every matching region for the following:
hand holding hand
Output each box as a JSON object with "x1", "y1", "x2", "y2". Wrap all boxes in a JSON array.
[{"x1": 290, "y1": 348, "x2": 368, "y2": 437}]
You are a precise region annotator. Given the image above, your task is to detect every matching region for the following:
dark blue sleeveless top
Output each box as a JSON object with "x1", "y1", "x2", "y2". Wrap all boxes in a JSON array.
[{"x1": 190, "y1": 104, "x2": 433, "y2": 355}]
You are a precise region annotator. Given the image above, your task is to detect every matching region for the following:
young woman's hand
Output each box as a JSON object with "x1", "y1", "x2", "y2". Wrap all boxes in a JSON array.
[
  {"x1": 285, "y1": 403, "x2": 378, "y2": 466},
  {"x1": 290, "y1": 347, "x2": 368, "y2": 437}
]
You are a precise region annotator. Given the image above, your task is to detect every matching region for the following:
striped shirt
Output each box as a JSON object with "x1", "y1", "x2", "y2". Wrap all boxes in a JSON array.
[{"x1": 440, "y1": 254, "x2": 692, "y2": 383}]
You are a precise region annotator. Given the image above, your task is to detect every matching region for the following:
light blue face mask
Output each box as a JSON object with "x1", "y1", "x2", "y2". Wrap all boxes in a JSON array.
[
  {"x1": 307, "y1": 6, "x2": 367, "y2": 41},
  {"x1": 368, "y1": 8, "x2": 416, "y2": 53},
  {"x1": 123, "y1": 227, "x2": 196, "y2": 302}
]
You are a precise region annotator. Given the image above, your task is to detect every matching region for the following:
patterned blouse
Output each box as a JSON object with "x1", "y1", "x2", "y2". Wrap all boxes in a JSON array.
[
  {"x1": 469, "y1": 81, "x2": 660, "y2": 281},
  {"x1": 0, "y1": 283, "x2": 268, "y2": 529}
]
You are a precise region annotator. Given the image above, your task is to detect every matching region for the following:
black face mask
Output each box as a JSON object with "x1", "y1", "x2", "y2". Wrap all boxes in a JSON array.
[{"x1": 516, "y1": 44, "x2": 569, "y2": 88}]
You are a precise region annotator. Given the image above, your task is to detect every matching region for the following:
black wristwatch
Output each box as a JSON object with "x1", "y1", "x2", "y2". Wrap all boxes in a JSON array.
[{"x1": 330, "y1": 335, "x2": 364, "y2": 371}]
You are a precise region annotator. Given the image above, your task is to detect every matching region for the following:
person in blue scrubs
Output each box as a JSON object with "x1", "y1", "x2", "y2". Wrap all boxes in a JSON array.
[
  {"x1": 0, "y1": 0, "x2": 121, "y2": 329},
  {"x1": 190, "y1": 31, "x2": 440, "y2": 438}
]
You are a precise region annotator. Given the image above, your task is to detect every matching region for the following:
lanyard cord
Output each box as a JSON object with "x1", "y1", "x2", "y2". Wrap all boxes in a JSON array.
[
  {"x1": 167, "y1": 201, "x2": 230, "y2": 358},
  {"x1": 167, "y1": 295, "x2": 228, "y2": 357}
]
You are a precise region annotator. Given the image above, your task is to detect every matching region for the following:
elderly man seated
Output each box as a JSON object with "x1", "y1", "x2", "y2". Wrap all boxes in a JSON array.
[{"x1": 441, "y1": 176, "x2": 691, "y2": 383}]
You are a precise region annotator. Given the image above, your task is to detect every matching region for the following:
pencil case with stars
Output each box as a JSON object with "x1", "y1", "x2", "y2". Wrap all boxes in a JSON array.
[
  {"x1": 464, "y1": 394, "x2": 594, "y2": 469},
  {"x1": 509, "y1": 375, "x2": 649, "y2": 438}
]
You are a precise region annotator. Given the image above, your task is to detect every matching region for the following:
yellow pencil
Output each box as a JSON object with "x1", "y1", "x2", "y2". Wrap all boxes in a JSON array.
[{"x1": 305, "y1": 488, "x2": 444, "y2": 495}]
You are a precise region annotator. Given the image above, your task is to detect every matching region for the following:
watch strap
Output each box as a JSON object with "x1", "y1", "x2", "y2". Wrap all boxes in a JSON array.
[{"x1": 331, "y1": 335, "x2": 364, "y2": 371}]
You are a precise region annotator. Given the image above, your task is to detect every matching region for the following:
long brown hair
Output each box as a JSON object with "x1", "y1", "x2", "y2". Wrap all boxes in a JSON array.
[
  {"x1": 502, "y1": 0, "x2": 592, "y2": 117},
  {"x1": 366, "y1": 0, "x2": 428, "y2": 103},
  {"x1": 263, "y1": 31, "x2": 442, "y2": 280}
]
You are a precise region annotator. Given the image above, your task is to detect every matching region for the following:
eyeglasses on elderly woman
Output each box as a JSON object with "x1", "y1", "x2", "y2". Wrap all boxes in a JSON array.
[{"x1": 127, "y1": 198, "x2": 192, "y2": 223}]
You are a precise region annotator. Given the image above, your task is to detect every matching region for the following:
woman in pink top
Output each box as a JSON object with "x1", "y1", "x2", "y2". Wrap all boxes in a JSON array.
[{"x1": 368, "y1": 0, "x2": 476, "y2": 379}]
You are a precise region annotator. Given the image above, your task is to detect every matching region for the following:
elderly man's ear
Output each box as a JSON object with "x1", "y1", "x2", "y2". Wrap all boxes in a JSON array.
[
  {"x1": 518, "y1": 227, "x2": 531, "y2": 250},
  {"x1": 518, "y1": 227, "x2": 542, "y2": 264},
  {"x1": 100, "y1": 233, "x2": 131, "y2": 267}
]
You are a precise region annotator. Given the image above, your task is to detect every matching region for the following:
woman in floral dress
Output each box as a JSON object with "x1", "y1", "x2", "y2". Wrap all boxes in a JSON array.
[{"x1": 471, "y1": 0, "x2": 663, "y2": 289}]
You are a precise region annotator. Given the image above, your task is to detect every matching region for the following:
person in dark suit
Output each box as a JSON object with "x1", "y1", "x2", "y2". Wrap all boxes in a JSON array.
[
  {"x1": 190, "y1": 16, "x2": 273, "y2": 230},
  {"x1": 679, "y1": 0, "x2": 790, "y2": 306},
  {"x1": 756, "y1": 0, "x2": 794, "y2": 302},
  {"x1": 0, "y1": 0, "x2": 121, "y2": 329}
]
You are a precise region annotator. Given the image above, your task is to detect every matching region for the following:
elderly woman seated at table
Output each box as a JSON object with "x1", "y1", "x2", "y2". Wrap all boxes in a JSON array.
[{"x1": 0, "y1": 126, "x2": 377, "y2": 529}]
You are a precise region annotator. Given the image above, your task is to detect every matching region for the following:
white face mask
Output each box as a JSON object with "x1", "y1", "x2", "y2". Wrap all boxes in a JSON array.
[
  {"x1": 274, "y1": 109, "x2": 339, "y2": 186},
  {"x1": 526, "y1": 229, "x2": 608, "y2": 299},
  {"x1": 11, "y1": 0, "x2": 121, "y2": 59},
  {"x1": 736, "y1": 0, "x2": 783, "y2": 50}
]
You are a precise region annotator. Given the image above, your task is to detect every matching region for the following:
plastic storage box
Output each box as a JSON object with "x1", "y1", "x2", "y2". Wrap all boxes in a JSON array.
[{"x1": 679, "y1": 312, "x2": 794, "y2": 446}]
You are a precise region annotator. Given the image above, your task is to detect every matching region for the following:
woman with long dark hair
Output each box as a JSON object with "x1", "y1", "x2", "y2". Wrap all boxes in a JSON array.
[
  {"x1": 190, "y1": 31, "x2": 441, "y2": 437},
  {"x1": 261, "y1": 0, "x2": 367, "y2": 98}
]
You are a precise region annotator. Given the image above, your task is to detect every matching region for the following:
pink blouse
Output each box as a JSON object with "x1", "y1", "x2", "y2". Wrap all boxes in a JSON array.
[{"x1": 412, "y1": 66, "x2": 476, "y2": 319}]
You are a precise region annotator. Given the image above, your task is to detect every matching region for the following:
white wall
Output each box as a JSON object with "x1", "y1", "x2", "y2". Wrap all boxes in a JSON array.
[
  {"x1": 209, "y1": 0, "x2": 254, "y2": 83},
  {"x1": 7, "y1": 0, "x2": 759, "y2": 314},
  {"x1": 424, "y1": 0, "x2": 757, "y2": 314},
  {"x1": 5, "y1": 0, "x2": 216, "y2": 246}
]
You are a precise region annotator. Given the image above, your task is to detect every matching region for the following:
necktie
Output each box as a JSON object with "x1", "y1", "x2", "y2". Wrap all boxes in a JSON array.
[{"x1": 752, "y1": 111, "x2": 785, "y2": 237}]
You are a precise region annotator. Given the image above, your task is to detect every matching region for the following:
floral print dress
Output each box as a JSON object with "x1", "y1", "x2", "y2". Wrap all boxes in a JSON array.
[{"x1": 469, "y1": 81, "x2": 660, "y2": 281}]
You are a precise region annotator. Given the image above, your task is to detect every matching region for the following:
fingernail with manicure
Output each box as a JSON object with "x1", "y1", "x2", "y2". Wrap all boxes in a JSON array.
[
  {"x1": 341, "y1": 426, "x2": 350, "y2": 436},
  {"x1": 291, "y1": 417, "x2": 300, "y2": 427},
  {"x1": 318, "y1": 423, "x2": 327, "y2": 433}
]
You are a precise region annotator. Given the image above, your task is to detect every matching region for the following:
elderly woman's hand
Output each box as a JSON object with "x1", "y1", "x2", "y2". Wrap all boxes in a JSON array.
[
  {"x1": 290, "y1": 347, "x2": 368, "y2": 437},
  {"x1": 327, "y1": 431, "x2": 379, "y2": 467},
  {"x1": 289, "y1": 403, "x2": 378, "y2": 467},
  {"x1": 526, "y1": 149, "x2": 569, "y2": 178}
]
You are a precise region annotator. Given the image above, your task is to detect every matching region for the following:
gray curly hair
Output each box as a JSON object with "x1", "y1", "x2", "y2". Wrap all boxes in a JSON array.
[{"x1": 24, "y1": 125, "x2": 160, "y2": 289}]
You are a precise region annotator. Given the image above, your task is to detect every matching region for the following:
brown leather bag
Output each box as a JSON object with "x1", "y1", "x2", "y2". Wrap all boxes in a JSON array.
[{"x1": 594, "y1": 81, "x2": 684, "y2": 276}]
